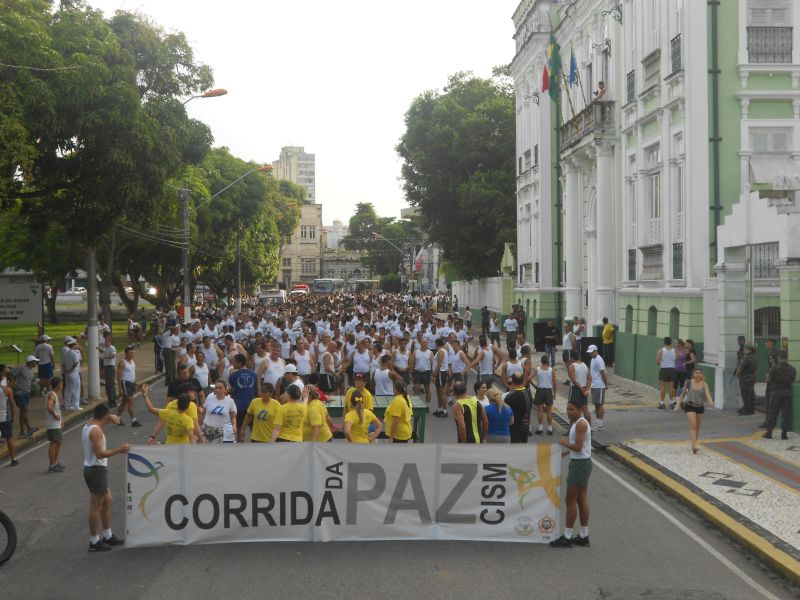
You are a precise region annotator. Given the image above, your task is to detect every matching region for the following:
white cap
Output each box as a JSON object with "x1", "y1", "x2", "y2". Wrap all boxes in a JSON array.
[
  {"x1": 65, "y1": 337, "x2": 77, "y2": 345},
  {"x1": 40, "y1": 334, "x2": 52, "y2": 341},
  {"x1": 284, "y1": 364, "x2": 298, "y2": 373},
  {"x1": 587, "y1": 344, "x2": 598, "y2": 353},
  {"x1": 26, "y1": 355, "x2": 39, "y2": 363}
]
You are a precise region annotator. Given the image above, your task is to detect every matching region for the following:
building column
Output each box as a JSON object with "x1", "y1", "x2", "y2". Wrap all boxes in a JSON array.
[
  {"x1": 714, "y1": 248, "x2": 748, "y2": 410},
  {"x1": 595, "y1": 142, "x2": 615, "y2": 323},
  {"x1": 563, "y1": 159, "x2": 582, "y2": 319},
  {"x1": 778, "y1": 259, "x2": 800, "y2": 432}
]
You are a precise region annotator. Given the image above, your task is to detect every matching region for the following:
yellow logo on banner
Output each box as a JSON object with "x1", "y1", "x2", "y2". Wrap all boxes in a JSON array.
[{"x1": 508, "y1": 444, "x2": 560, "y2": 510}]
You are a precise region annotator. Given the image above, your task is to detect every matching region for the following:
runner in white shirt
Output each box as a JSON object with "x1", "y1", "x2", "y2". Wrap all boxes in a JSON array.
[
  {"x1": 257, "y1": 345, "x2": 286, "y2": 393},
  {"x1": 116, "y1": 345, "x2": 141, "y2": 427},
  {"x1": 201, "y1": 381, "x2": 238, "y2": 443},
  {"x1": 533, "y1": 355, "x2": 556, "y2": 435},
  {"x1": 412, "y1": 339, "x2": 433, "y2": 408},
  {"x1": 586, "y1": 345, "x2": 608, "y2": 431}
]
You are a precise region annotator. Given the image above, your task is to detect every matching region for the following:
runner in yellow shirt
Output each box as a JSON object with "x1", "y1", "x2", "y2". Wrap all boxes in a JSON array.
[
  {"x1": 344, "y1": 390, "x2": 382, "y2": 443},
  {"x1": 303, "y1": 388, "x2": 333, "y2": 442},
  {"x1": 384, "y1": 380, "x2": 413, "y2": 443},
  {"x1": 271, "y1": 384, "x2": 308, "y2": 442},
  {"x1": 140, "y1": 385, "x2": 195, "y2": 444},
  {"x1": 240, "y1": 383, "x2": 281, "y2": 442},
  {"x1": 344, "y1": 373, "x2": 374, "y2": 411},
  {"x1": 143, "y1": 383, "x2": 204, "y2": 443}
]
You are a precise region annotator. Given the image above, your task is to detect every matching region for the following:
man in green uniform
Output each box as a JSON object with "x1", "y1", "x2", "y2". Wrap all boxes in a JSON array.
[
  {"x1": 763, "y1": 351, "x2": 796, "y2": 440},
  {"x1": 736, "y1": 344, "x2": 757, "y2": 415}
]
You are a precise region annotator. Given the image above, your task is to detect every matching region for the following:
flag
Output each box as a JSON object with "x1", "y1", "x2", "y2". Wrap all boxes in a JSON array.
[
  {"x1": 546, "y1": 35, "x2": 562, "y2": 102},
  {"x1": 569, "y1": 48, "x2": 577, "y2": 88},
  {"x1": 414, "y1": 248, "x2": 427, "y2": 273},
  {"x1": 541, "y1": 66, "x2": 549, "y2": 93}
]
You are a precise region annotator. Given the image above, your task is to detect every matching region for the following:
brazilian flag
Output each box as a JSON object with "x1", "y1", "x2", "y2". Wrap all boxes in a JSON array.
[{"x1": 546, "y1": 35, "x2": 562, "y2": 103}]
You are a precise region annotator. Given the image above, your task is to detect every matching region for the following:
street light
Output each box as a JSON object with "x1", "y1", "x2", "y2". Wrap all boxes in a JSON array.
[
  {"x1": 182, "y1": 88, "x2": 228, "y2": 105},
  {"x1": 181, "y1": 164, "x2": 272, "y2": 320}
]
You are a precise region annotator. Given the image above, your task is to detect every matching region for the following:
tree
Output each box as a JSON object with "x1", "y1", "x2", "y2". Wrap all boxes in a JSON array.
[{"x1": 396, "y1": 69, "x2": 516, "y2": 279}]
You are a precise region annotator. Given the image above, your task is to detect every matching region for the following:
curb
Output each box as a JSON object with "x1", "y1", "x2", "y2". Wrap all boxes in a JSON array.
[
  {"x1": 1, "y1": 372, "x2": 163, "y2": 462},
  {"x1": 606, "y1": 444, "x2": 800, "y2": 585}
]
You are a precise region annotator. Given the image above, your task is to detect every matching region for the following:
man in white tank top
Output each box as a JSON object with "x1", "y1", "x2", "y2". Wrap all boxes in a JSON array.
[
  {"x1": 550, "y1": 400, "x2": 591, "y2": 548},
  {"x1": 656, "y1": 337, "x2": 677, "y2": 409},
  {"x1": 257, "y1": 344, "x2": 285, "y2": 394},
  {"x1": 83, "y1": 403, "x2": 128, "y2": 552},
  {"x1": 587, "y1": 345, "x2": 608, "y2": 431},
  {"x1": 533, "y1": 355, "x2": 557, "y2": 435},
  {"x1": 392, "y1": 337, "x2": 412, "y2": 384},
  {"x1": 115, "y1": 346, "x2": 141, "y2": 427},
  {"x1": 567, "y1": 350, "x2": 592, "y2": 424},
  {"x1": 412, "y1": 338, "x2": 433, "y2": 408}
]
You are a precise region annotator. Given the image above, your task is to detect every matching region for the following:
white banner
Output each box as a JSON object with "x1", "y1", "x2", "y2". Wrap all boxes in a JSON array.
[{"x1": 125, "y1": 444, "x2": 562, "y2": 548}]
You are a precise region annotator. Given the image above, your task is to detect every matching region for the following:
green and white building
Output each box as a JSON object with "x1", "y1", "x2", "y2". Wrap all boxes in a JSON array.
[{"x1": 459, "y1": 0, "x2": 800, "y2": 426}]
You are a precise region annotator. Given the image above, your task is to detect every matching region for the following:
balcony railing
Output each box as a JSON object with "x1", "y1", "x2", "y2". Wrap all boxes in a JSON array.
[
  {"x1": 626, "y1": 70, "x2": 635, "y2": 103},
  {"x1": 560, "y1": 101, "x2": 615, "y2": 150},
  {"x1": 670, "y1": 34, "x2": 682, "y2": 74},
  {"x1": 639, "y1": 244, "x2": 664, "y2": 280},
  {"x1": 747, "y1": 27, "x2": 793, "y2": 63},
  {"x1": 642, "y1": 49, "x2": 661, "y2": 90}
]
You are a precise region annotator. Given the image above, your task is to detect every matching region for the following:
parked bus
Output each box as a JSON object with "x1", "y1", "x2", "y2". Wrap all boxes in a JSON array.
[
  {"x1": 311, "y1": 278, "x2": 345, "y2": 294},
  {"x1": 347, "y1": 279, "x2": 380, "y2": 292}
]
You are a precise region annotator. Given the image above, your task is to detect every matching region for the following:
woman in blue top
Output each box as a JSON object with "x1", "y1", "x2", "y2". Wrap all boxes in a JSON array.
[{"x1": 484, "y1": 388, "x2": 514, "y2": 443}]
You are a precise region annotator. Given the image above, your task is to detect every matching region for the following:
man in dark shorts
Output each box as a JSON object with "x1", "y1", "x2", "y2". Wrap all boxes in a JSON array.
[
  {"x1": 82, "y1": 403, "x2": 128, "y2": 552},
  {"x1": 505, "y1": 373, "x2": 531, "y2": 443},
  {"x1": 0, "y1": 365, "x2": 19, "y2": 466}
]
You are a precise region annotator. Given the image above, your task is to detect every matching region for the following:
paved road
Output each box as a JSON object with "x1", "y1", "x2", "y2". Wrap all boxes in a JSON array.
[{"x1": 0, "y1": 380, "x2": 795, "y2": 600}]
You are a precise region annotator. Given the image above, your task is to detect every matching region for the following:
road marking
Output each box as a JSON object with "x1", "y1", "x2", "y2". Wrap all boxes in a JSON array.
[{"x1": 594, "y1": 456, "x2": 781, "y2": 600}]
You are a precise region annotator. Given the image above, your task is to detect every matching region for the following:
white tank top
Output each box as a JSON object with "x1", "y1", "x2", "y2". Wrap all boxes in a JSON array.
[
  {"x1": 44, "y1": 391, "x2": 61, "y2": 429},
  {"x1": 183, "y1": 354, "x2": 197, "y2": 368},
  {"x1": 436, "y1": 349, "x2": 449, "y2": 372},
  {"x1": 280, "y1": 340, "x2": 291, "y2": 359},
  {"x1": 203, "y1": 345, "x2": 219, "y2": 368},
  {"x1": 321, "y1": 352, "x2": 335, "y2": 375},
  {"x1": 252, "y1": 352, "x2": 268, "y2": 375},
  {"x1": 263, "y1": 357, "x2": 285, "y2": 386},
  {"x1": 82, "y1": 423, "x2": 107, "y2": 467},
  {"x1": 193, "y1": 363, "x2": 210, "y2": 388},
  {"x1": 536, "y1": 367, "x2": 553, "y2": 389},
  {"x1": 660, "y1": 347, "x2": 676, "y2": 369},
  {"x1": 571, "y1": 362, "x2": 589, "y2": 387},
  {"x1": 121, "y1": 359, "x2": 136, "y2": 383},
  {"x1": 353, "y1": 350, "x2": 371, "y2": 373},
  {"x1": 569, "y1": 417, "x2": 592, "y2": 460},
  {"x1": 374, "y1": 368, "x2": 393, "y2": 395},
  {"x1": 393, "y1": 348, "x2": 409, "y2": 370},
  {"x1": 451, "y1": 351, "x2": 466, "y2": 374},
  {"x1": 345, "y1": 342, "x2": 357, "y2": 361},
  {"x1": 414, "y1": 349, "x2": 432, "y2": 371},
  {"x1": 293, "y1": 350, "x2": 313, "y2": 375},
  {"x1": 506, "y1": 360, "x2": 523, "y2": 379},
  {"x1": 562, "y1": 333, "x2": 573, "y2": 350},
  {"x1": 479, "y1": 347, "x2": 494, "y2": 375}
]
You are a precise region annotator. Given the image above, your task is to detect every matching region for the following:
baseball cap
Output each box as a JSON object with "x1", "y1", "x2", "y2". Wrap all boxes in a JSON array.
[
  {"x1": 65, "y1": 337, "x2": 77, "y2": 345},
  {"x1": 284, "y1": 364, "x2": 298, "y2": 373},
  {"x1": 40, "y1": 334, "x2": 52, "y2": 341},
  {"x1": 26, "y1": 355, "x2": 39, "y2": 363},
  {"x1": 587, "y1": 344, "x2": 598, "y2": 353}
]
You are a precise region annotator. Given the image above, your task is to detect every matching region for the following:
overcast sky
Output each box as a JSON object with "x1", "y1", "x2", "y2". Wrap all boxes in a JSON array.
[{"x1": 88, "y1": 0, "x2": 519, "y2": 225}]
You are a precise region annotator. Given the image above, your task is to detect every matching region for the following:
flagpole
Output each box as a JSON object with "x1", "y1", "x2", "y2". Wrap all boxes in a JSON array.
[
  {"x1": 570, "y1": 43, "x2": 589, "y2": 109},
  {"x1": 561, "y1": 72, "x2": 577, "y2": 120}
]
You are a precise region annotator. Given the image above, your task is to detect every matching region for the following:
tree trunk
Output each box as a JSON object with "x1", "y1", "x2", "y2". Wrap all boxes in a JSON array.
[
  {"x1": 113, "y1": 275, "x2": 139, "y2": 318},
  {"x1": 44, "y1": 276, "x2": 64, "y2": 324}
]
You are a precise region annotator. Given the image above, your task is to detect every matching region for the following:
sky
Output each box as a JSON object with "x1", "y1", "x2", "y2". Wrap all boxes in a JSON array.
[{"x1": 88, "y1": 0, "x2": 519, "y2": 225}]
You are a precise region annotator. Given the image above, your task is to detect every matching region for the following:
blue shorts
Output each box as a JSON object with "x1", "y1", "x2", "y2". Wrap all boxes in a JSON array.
[
  {"x1": 14, "y1": 391, "x2": 30, "y2": 409},
  {"x1": 0, "y1": 420, "x2": 12, "y2": 439},
  {"x1": 38, "y1": 363, "x2": 54, "y2": 379}
]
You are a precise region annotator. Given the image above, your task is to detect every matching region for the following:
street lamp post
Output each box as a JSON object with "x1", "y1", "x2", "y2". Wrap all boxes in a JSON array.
[{"x1": 182, "y1": 88, "x2": 228, "y2": 105}]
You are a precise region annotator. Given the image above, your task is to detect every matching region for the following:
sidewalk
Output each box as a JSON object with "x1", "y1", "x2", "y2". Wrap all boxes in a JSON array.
[
  {"x1": 1, "y1": 348, "x2": 162, "y2": 461},
  {"x1": 538, "y1": 359, "x2": 800, "y2": 584}
]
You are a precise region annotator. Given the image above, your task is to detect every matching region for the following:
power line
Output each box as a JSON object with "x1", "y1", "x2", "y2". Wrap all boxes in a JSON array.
[{"x1": 0, "y1": 62, "x2": 80, "y2": 72}]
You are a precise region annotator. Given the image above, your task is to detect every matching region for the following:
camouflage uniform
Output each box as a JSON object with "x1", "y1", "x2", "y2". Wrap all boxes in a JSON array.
[
  {"x1": 765, "y1": 361, "x2": 796, "y2": 436},
  {"x1": 738, "y1": 351, "x2": 757, "y2": 414}
]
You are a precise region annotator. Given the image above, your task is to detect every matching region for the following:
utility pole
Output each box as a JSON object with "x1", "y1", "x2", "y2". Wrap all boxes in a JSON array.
[
  {"x1": 236, "y1": 228, "x2": 242, "y2": 314},
  {"x1": 181, "y1": 182, "x2": 191, "y2": 322}
]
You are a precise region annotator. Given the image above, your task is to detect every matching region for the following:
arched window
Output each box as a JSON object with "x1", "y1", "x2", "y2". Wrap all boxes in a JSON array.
[
  {"x1": 647, "y1": 306, "x2": 658, "y2": 336},
  {"x1": 625, "y1": 305, "x2": 634, "y2": 333},
  {"x1": 669, "y1": 308, "x2": 680, "y2": 340}
]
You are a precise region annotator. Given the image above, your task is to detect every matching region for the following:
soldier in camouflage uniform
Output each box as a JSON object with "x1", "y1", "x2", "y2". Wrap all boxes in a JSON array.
[
  {"x1": 736, "y1": 344, "x2": 757, "y2": 415},
  {"x1": 758, "y1": 339, "x2": 781, "y2": 428},
  {"x1": 763, "y1": 350, "x2": 796, "y2": 440}
]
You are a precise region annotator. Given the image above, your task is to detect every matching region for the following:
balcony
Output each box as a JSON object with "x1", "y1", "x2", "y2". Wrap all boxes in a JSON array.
[
  {"x1": 670, "y1": 34, "x2": 682, "y2": 74},
  {"x1": 642, "y1": 49, "x2": 661, "y2": 91},
  {"x1": 639, "y1": 244, "x2": 664, "y2": 281},
  {"x1": 560, "y1": 101, "x2": 615, "y2": 150},
  {"x1": 747, "y1": 27, "x2": 793, "y2": 63}
]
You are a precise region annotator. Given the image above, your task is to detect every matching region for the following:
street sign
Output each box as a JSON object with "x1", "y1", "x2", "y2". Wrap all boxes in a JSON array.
[{"x1": 0, "y1": 284, "x2": 42, "y2": 323}]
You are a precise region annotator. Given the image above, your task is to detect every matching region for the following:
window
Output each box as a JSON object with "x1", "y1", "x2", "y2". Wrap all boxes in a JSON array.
[
  {"x1": 301, "y1": 259, "x2": 317, "y2": 275},
  {"x1": 625, "y1": 305, "x2": 634, "y2": 333},
  {"x1": 647, "y1": 0, "x2": 659, "y2": 52},
  {"x1": 648, "y1": 173, "x2": 662, "y2": 242},
  {"x1": 282, "y1": 257, "x2": 291, "y2": 267},
  {"x1": 670, "y1": 34, "x2": 682, "y2": 73},
  {"x1": 642, "y1": 49, "x2": 661, "y2": 90},
  {"x1": 300, "y1": 225, "x2": 308, "y2": 239},
  {"x1": 669, "y1": 308, "x2": 680, "y2": 339},
  {"x1": 535, "y1": 262, "x2": 540, "y2": 284},
  {"x1": 752, "y1": 242, "x2": 779, "y2": 278},
  {"x1": 647, "y1": 306, "x2": 658, "y2": 336},
  {"x1": 754, "y1": 306, "x2": 781, "y2": 340},
  {"x1": 747, "y1": 0, "x2": 793, "y2": 63},
  {"x1": 533, "y1": 144, "x2": 539, "y2": 166},
  {"x1": 309, "y1": 225, "x2": 316, "y2": 240},
  {"x1": 524, "y1": 150, "x2": 532, "y2": 170},
  {"x1": 626, "y1": 70, "x2": 636, "y2": 103},
  {"x1": 672, "y1": 243, "x2": 684, "y2": 279},
  {"x1": 628, "y1": 249, "x2": 638, "y2": 281},
  {"x1": 674, "y1": 162, "x2": 684, "y2": 242},
  {"x1": 518, "y1": 156, "x2": 523, "y2": 175},
  {"x1": 750, "y1": 128, "x2": 790, "y2": 153}
]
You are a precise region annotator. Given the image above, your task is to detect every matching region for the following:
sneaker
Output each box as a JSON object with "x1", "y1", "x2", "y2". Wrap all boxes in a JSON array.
[
  {"x1": 117, "y1": 421, "x2": 126, "y2": 426},
  {"x1": 19, "y1": 430, "x2": 31, "y2": 439},
  {"x1": 549, "y1": 534, "x2": 573, "y2": 548},
  {"x1": 572, "y1": 535, "x2": 590, "y2": 547},
  {"x1": 10, "y1": 459, "x2": 19, "y2": 466},
  {"x1": 131, "y1": 420, "x2": 142, "y2": 428},
  {"x1": 596, "y1": 424, "x2": 606, "y2": 431},
  {"x1": 657, "y1": 403, "x2": 666, "y2": 410},
  {"x1": 102, "y1": 534, "x2": 124, "y2": 546},
  {"x1": 669, "y1": 402, "x2": 676, "y2": 410},
  {"x1": 88, "y1": 540, "x2": 112, "y2": 552},
  {"x1": 781, "y1": 432, "x2": 789, "y2": 440},
  {"x1": 762, "y1": 431, "x2": 772, "y2": 439},
  {"x1": 547, "y1": 429, "x2": 554, "y2": 436},
  {"x1": 27, "y1": 427, "x2": 39, "y2": 436},
  {"x1": 48, "y1": 464, "x2": 65, "y2": 473},
  {"x1": 534, "y1": 429, "x2": 543, "y2": 435}
]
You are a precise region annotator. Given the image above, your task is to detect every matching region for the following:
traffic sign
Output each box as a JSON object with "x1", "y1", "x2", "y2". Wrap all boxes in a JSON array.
[{"x1": 0, "y1": 284, "x2": 42, "y2": 323}]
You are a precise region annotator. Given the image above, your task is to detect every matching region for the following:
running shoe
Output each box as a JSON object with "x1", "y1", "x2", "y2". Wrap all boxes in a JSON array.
[
  {"x1": 549, "y1": 535, "x2": 573, "y2": 548},
  {"x1": 547, "y1": 429, "x2": 554, "y2": 436},
  {"x1": 10, "y1": 459, "x2": 19, "y2": 466},
  {"x1": 657, "y1": 403, "x2": 666, "y2": 410},
  {"x1": 27, "y1": 427, "x2": 39, "y2": 435},
  {"x1": 572, "y1": 536, "x2": 590, "y2": 547},
  {"x1": 534, "y1": 429, "x2": 543, "y2": 435},
  {"x1": 88, "y1": 540, "x2": 112, "y2": 552},
  {"x1": 102, "y1": 534, "x2": 124, "y2": 546},
  {"x1": 131, "y1": 420, "x2": 142, "y2": 428},
  {"x1": 596, "y1": 424, "x2": 605, "y2": 431}
]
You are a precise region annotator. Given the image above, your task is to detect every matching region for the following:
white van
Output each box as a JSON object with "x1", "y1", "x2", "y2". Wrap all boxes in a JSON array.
[{"x1": 258, "y1": 289, "x2": 287, "y2": 305}]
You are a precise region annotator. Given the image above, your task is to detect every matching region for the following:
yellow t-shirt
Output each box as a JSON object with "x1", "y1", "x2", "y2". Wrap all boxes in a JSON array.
[
  {"x1": 274, "y1": 402, "x2": 307, "y2": 442},
  {"x1": 303, "y1": 399, "x2": 333, "y2": 442},
  {"x1": 602, "y1": 323, "x2": 615, "y2": 344},
  {"x1": 344, "y1": 387, "x2": 374, "y2": 412},
  {"x1": 344, "y1": 408, "x2": 379, "y2": 443},
  {"x1": 158, "y1": 408, "x2": 194, "y2": 444},
  {"x1": 384, "y1": 394, "x2": 413, "y2": 441},
  {"x1": 166, "y1": 398, "x2": 198, "y2": 420},
  {"x1": 246, "y1": 397, "x2": 281, "y2": 442}
]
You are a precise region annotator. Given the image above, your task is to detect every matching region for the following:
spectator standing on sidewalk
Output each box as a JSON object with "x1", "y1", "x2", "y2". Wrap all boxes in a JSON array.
[
  {"x1": 736, "y1": 344, "x2": 757, "y2": 416},
  {"x1": 63, "y1": 337, "x2": 82, "y2": 411},
  {"x1": 656, "y1": 337, "x2": 677, "y2": 410},
  {"x1": 543, "y1": 320, "x2": 558, "y2": 367},
  {"x1": 503, "y1": 313, "x2": 518, "y2": 350},
  {"x1": 675, "y1": 368, "x2": 713, "y2": 454},
  {"x1": 99, "y1": 331, "x2": 117, "y2": 408},
  {"x1": 586, "y1": 345, "x2": 607, "y2": 431},
  {"x1": 33, "y1": 334, "x2": 55, "y2": 395},
  {"x1": 0, "y1": 365, "x2": 19, "y2": 466},
  {"x1": 464, "y1": 306, "x2": 473, "y2": 334},
  {"x1": 763, "y1": 351, "x2": 796, "y2": 440},
  {"x1": 45, "y1": 376, "x2": 64, "y2": 472},
  {"x1": 10, "y1": 356, "x2": 38, "y2": 437},
  {"x1": 601, "y1": 317, "x2": 615, "y2": 367},
  {"x1": 567, "y1": 350, "x2": 592, "y2": 424},
  {"x1": 562, "y1": 324, "x2": 575, "y2": 370}
]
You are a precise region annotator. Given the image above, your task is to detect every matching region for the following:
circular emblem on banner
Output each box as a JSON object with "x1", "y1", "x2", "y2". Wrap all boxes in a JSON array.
[
  {"x1": 538, "y1": 516, "x2": 555, "y2": 535},
  {"x1": 515, "y1": 516, "x2": 534, "y2": 536}
]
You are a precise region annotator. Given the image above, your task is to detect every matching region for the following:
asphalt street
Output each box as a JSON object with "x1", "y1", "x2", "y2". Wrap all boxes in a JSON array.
[{"x1": 0, "y1": 379, "x2": 795, "y2": 600}]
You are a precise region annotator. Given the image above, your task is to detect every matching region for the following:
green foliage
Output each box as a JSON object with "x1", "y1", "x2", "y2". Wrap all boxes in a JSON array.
[
  {"x1": 396, "y1": 70, "x2": 516, "y2": 279},
  {"x1": 379, "y1": 273, "x2": 401, "y2": 293}
]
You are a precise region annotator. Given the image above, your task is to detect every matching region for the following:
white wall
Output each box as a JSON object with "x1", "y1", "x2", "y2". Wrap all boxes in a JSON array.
[{"x1": 451, "y1": 278, "x2": 504, "y2": 315}]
